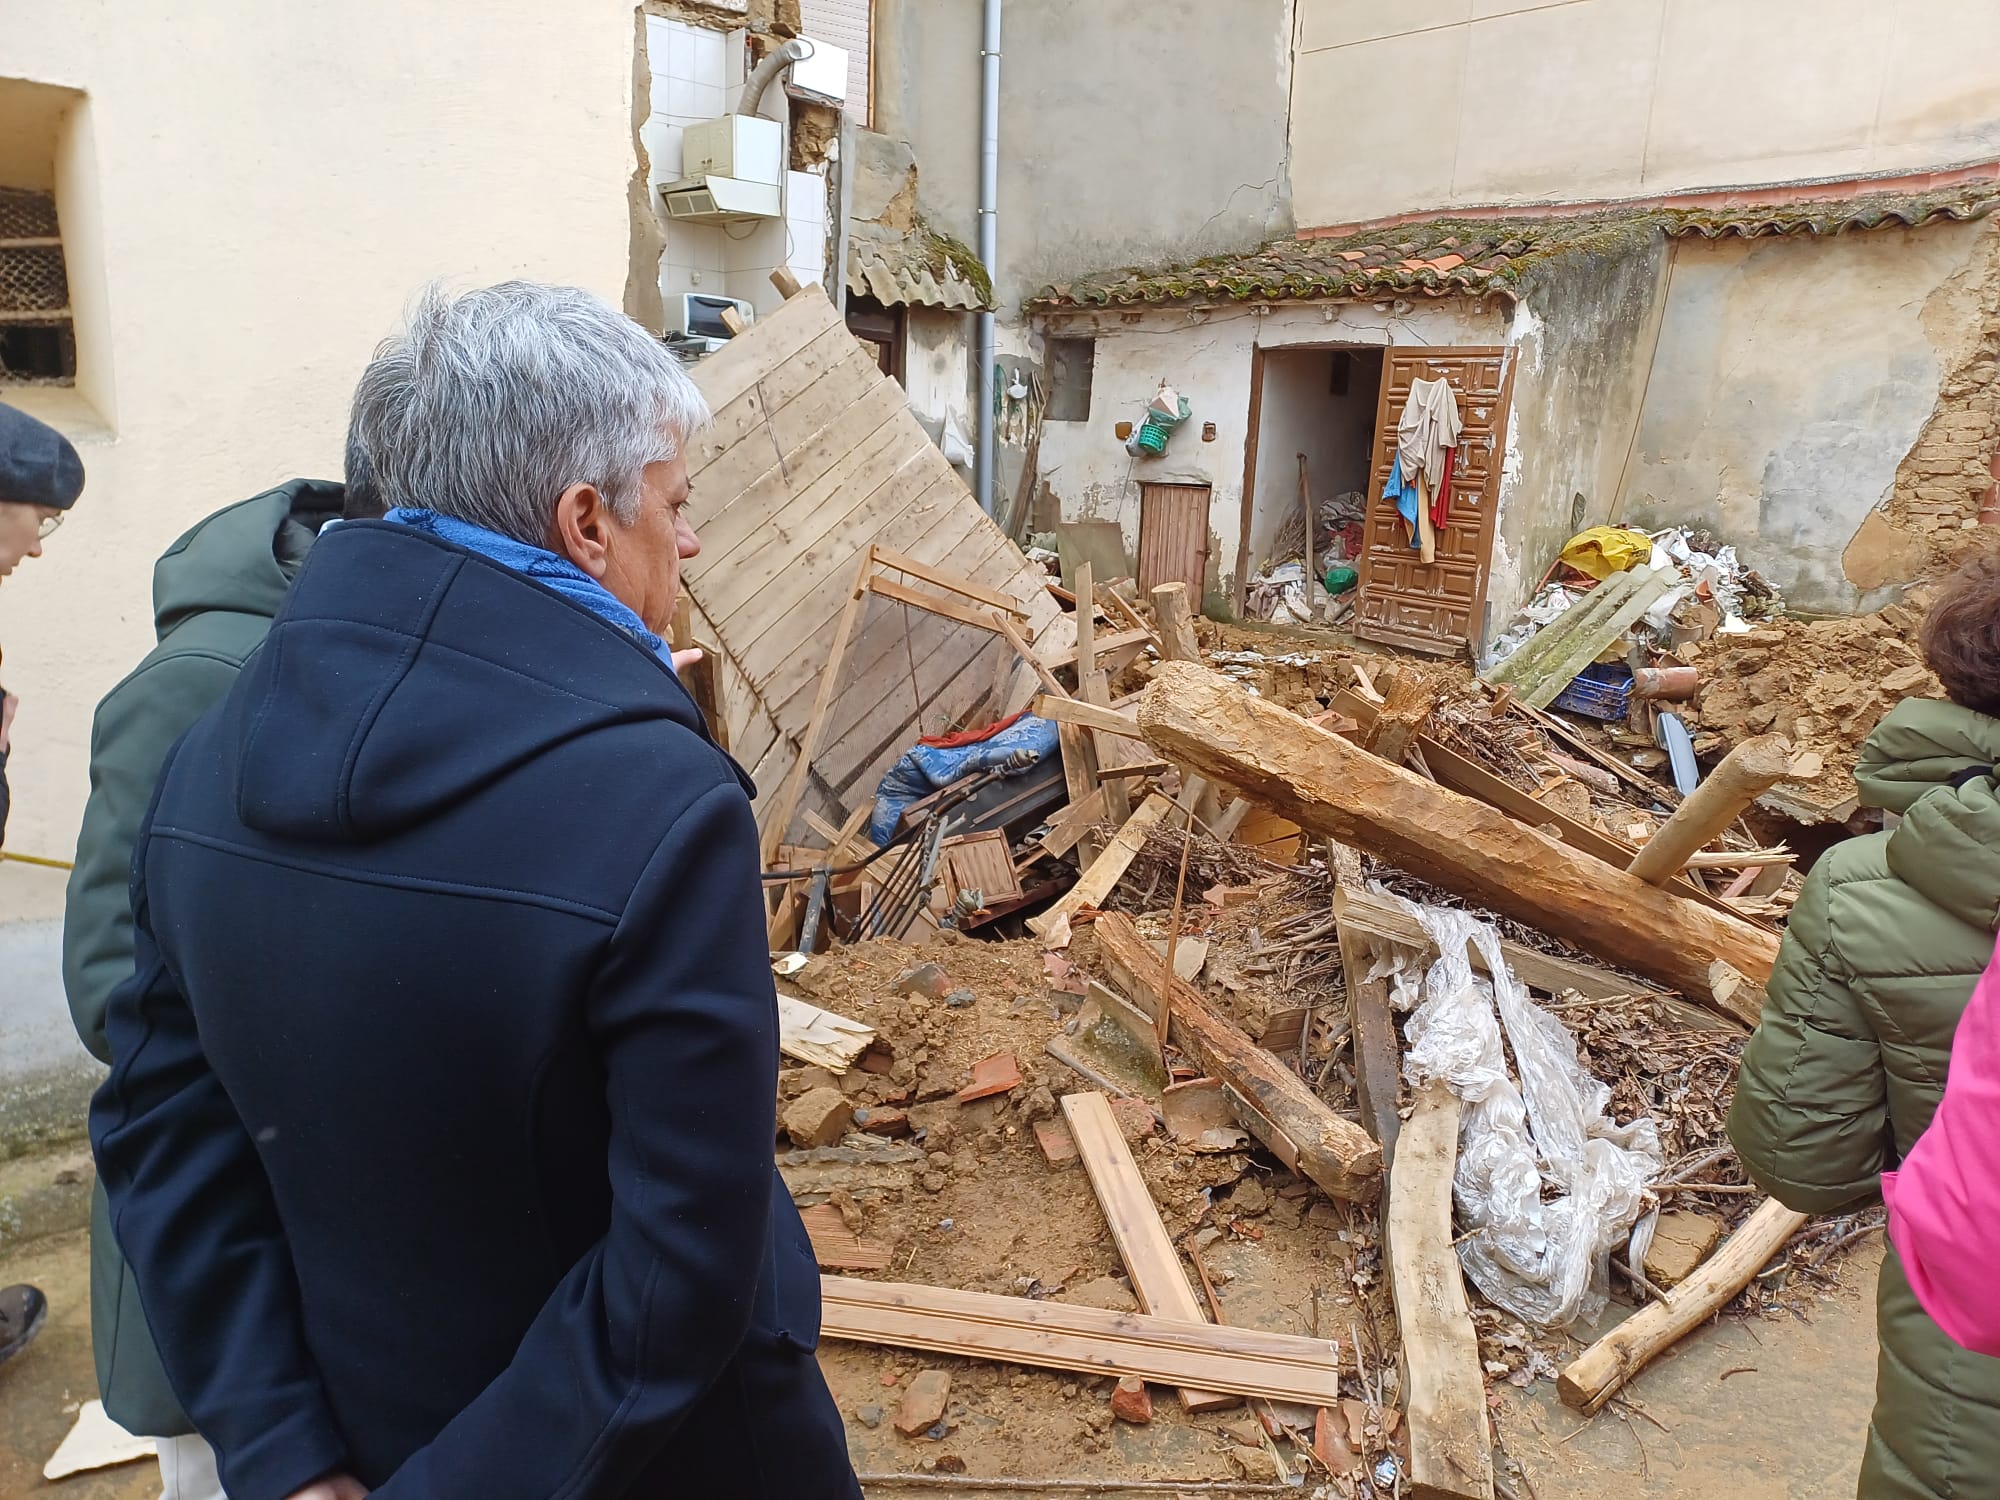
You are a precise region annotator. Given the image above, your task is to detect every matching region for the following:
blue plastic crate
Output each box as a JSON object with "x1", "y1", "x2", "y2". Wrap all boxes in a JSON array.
[{"x1": 1550, "y1": 662, "x2": 1633, "y2": 721}]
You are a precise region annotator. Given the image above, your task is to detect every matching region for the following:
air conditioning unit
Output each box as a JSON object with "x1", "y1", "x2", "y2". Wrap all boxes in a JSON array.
[
  {"x1": 661, "y1": 114, "x2": 783, "y2": 224},
  {"x1": 664, "y1": 293, "x2": 754, "y2": 350}
]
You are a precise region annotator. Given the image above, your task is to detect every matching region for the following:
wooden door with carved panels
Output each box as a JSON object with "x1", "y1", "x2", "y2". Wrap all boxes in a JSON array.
[{"x1": 1354, "y1": 348, "x2": 1514, "y2": 656}]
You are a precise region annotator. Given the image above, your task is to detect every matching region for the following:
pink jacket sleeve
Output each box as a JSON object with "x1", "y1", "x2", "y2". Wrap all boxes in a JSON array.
[{"x1": 1884, "y1": 935, "x2": 2000, "y2": 1357}]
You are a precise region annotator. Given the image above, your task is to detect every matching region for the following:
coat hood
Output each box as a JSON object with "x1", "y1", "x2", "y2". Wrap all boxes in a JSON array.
[
  {"x1": 152, "y1": 480, "x2": 344, "y2": 644},
  {"x1": 1861, "y1": 698, "x2": 2000, "y2": 932},
  {"x1": 223, "y1": 519, "x2": 744, "y2": 845}
]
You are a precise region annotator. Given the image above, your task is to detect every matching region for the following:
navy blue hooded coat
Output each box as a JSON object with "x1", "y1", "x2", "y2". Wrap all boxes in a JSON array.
[{"x1": 89, "y1": 519, "x2": 859, "y2": 1500}]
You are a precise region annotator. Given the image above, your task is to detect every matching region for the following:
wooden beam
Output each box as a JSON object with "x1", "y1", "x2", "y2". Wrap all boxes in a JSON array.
[
  {"x1": 1152, "y1": 582, "x2": 1202, "y2": 663},
  {"x1": 669, "y1": 596, "x2": 729, "y2": 751},
  {"x1": 866, "y1": 574, "x2": 1012, "y2": 636},
  {"x1": 769, "y1": 267, "x2": 805, "y2": 299},
  {"x1": 761, "y1": 549, "x2": 874, "y2": 863},
  {"x1": 1364, "y1": 668, "x2": 1437, "y2": 767},
  {"x1": 1334, "y1": 888, "x2": 1404, "y2": 1159},
  {"x1": 1036, "y1": 627, "x2": 1153, "y2": 672},
  {"x1": 1036, "y1": 786, "x2": 1110, "y2": 860},
  {"x1": 821, "y1": 1276, "x2": 1346, "y2": 1406},
  {"x1": 1626, "y1": 735, "x2": 1793, "y2": 885},
  {"x1": 1094, "y1": 912, "x2": 1383, "y2": 1201},
  {"x1": 1028, "y1": 792, "x2": 1176, "y2": 946},
  {"x1": 1061, "y1": 1092, "x2": 1236, "y2": 1413},
  {"x1": 1136, "y1": 664, "x2": 1780, "y2": 1007},
  {"x1": 1557, "y1": 1199, "x2": 1808, "y2": 1415},
  {"x1": 871, "y1": 544, "x2": 1028, "y2": 617},
  {"x1": 1386, "y1": 1085, "x2": 1496, "y2": 1500},
  {"x1": 997, "y1": 614, "x2": 1068, "y2": 699},
  {"x1": 1032, "y1": 695, "x2": 1145, "y2": 739},
  {"x1": 1098, "y1": 760, "x2": 1171, "y2": 780},
  {"x1": 1075, "y1": 562, "x2": 1133, "y2": 827},
  {"x1": 1680, "y1": 849, "x2": 1793, "y2": 870}
]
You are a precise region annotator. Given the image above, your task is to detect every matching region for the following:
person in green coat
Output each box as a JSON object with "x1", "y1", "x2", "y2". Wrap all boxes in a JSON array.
[
  {"x1": 1730, "y1": 548, "x2": 2000, "y2": 1500},
  {"x1": 62, "y1": 467, "x2": 380, "y2": 1500}
]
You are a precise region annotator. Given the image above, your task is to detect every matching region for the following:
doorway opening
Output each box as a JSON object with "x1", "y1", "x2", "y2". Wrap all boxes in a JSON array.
[{"x1": 1244, "y1": 347, "x2": 1383, "y2": 589}]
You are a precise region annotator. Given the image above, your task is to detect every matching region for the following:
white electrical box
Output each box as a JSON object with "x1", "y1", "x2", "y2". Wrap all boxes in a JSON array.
[
  {"x1": 787, "y1": 37, "x2": 849, "y2": 103},
  {"x1": 681, "y1": 115, "x2": 782, "y2": 187}
]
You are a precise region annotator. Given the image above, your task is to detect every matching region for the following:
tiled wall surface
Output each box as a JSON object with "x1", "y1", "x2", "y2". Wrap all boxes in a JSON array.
[{"x1": 644, "y1": 14, "x2": 828, "y2": 318}]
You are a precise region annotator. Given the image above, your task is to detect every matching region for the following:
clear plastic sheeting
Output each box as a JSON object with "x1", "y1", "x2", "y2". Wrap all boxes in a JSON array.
[{"x1": 1376, "y1": 893, "x2": 1662, "y2": 1328}]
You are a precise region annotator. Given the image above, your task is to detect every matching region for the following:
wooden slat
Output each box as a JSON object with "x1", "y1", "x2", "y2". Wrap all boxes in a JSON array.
[
  {"x1": 1037, "y1": 627, "x2": 1153, "y2": 672},
  {"x1": 685, "y1": 287, "x2": 844, "y2": 419},
  {"x1": 1027, "y1": 792, "x2": 1176, "y2": 944},
  {"x1": 1032, "y1": 695, "x2": 1144, "y2": 739},
  {"x1": 820, "y1": 1277, "x2": 1344, "y2": 1405},
  {"x1": 1061, "y1": 1092, "x2": 1234, "y2": 1412},
  {"x1": 866, "y1": 574, "x2": 1011, "y2": 635},
  {"x1": 1036, "y1": 787, "x2": 1110, "y2": 861},
  {"x1": 872, "y1": 544, "x2": 1028, "y2": 616},
  {"x1": 1386, "y1": 1085, "x2": 1495, "y2": 1500},
  {"x1": 1334, "y1": 887, "x2": 1403, "y2": 1162},
  {"x1": 800, "y1": 1203, "x2": 893, "y2": 1271},
  {"x1": 1000, "y1": 616, "x2": 1067, "y2": 697},
  {"x1": 760, "y1": 550, "x2": 874, "y2": 862}
]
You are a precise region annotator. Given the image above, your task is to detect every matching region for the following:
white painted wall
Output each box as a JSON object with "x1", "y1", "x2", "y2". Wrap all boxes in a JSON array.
[
  {"x1": 0, "y1": 0, "x2": 638, "y2": 863},
  {"x1": 1293, "y1": 0, "x2": 2000, "y2": 229},
  {"x1": 1035, "y1": 299, "x2": 1510, "y2": 611}
]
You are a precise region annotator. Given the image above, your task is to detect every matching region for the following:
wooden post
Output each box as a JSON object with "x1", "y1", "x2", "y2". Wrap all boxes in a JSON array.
[
  {"x1": 1151, "y1": 582, "x2": 1202, "y2": 663},
  {"x1": 1094, "y1": 912, "x2": 1383, "y2": 1201},
  {"x1": 761, "y1": 549, "x2": 873, "y2": 865},
  {"x1": 1297, "y1": 453, "x2": 1315, "y2": 615},
  {"x1": 669, "y1": 595, "x2": 728, "y2": 751},
  {"x1": 1134, "y1": 663, "x2": 1780, "y2": 1009},
  {"x1": 1334, "y1": 886, "x2": 1404, "y2": 1159},
  {"x1": 1075, "y1": 562, "x2": 1132, "y2": 826},
  {"x1": 1363, "y1": 667, "x2": 1437, "y2": 768},
  {"x1": 1027, "y1": 792, "x2": 1175, "y2": 947},
  {"x1": 1625, "y1": 734, "x2": 1793, "y2": 885},
  {"x1": 1557, "y1": 1198, "x2": 1808, "y2": 1415},
  {"x1": 1387, "y1": 1085, "x2": 1495, "y2": 1500}
]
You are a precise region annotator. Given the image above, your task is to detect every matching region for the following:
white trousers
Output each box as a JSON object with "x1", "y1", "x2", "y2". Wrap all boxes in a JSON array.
[{"x1": 157, "y1": 1434, "x2": 225, "y2": 1500}]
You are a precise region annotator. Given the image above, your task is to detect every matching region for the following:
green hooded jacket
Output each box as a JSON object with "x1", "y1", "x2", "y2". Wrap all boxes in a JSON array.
[
  {"x1": 62, "y1": 480, "x2": 342, "y2": 1436},
  {"x1": 1729, "y1": 697, "x2": 2000, "y2": 1500}
]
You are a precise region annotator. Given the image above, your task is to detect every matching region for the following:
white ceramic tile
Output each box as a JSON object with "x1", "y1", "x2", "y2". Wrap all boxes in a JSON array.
[
  {"x1": 723, "y1": 82, "x2": 745, "y2": 115},
  {"x1": 665, "y1": 77, "x2": 700, "y2": 119},
  {"x1": 692, "y1": 82, "x2": 725, "y2": 120},
  {"x1": 723, "y1": 217, "x2": 788, "y2": 274},
  {"x1": 692, "y1": 29, "x2": 727, "y2": 89},
  {"x1": 641, "y1": 119, "x2": 684, "y2": 184},
  {"x1": 786, "y1": 171, "x2": 826, "y2": 223}
]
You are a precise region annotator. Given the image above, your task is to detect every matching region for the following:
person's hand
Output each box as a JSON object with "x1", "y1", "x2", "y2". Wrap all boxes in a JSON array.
[
  {"x1": 669, "y1": 647, "x2": 703, "y2": 676},
  {"x1": 0, "y1": 691, "x2": 17, "y2": 754},
  {"x1": 283, "y1": 1475, "x2": 367, "y2": 1500}
]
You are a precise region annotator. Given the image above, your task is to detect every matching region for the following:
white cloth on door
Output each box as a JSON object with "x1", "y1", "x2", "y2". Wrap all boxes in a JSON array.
[{"x1": 1396, "y1": 375, "x2": 1463, "y2": 485}]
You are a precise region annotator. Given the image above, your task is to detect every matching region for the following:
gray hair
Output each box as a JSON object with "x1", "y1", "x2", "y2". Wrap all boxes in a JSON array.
[{"x1": 348, "y1": 280, "x2": 709, "y2": 544}]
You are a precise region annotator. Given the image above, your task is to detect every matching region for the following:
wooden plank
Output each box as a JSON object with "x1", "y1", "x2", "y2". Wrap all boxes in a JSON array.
[
  {"x1": 1036, "y1": 787, "x2": 1110, "y2": 861},
  {"x1": 686, "y1": 287, "x2": 844, "y2": 418},
  {"x1": 872, "y1": 544, "x2": 1028, "y2": 616},
  {"x1": 778, "y1": 991, "x2": 877, "y2": 1072},
  {"x1": 820, "y1": 1277, "x2": 1345, "y2": 1406},
  {"x1": 799, "y1": 1203, "x2": 892, "y2": 1271},
  {"x1": 1060, "y1": 1092, "x2": 1235, "y2": 1413},
  {"x1": 760, "y1": 549, "x2": 874, "y2": 863},
  {"x1": 1557, "y1": 1199, "x2": 1808, "y2": 1415},
  {"x1": 866, "y1": 574, "x2": 1012, "y2": 635},
  {"x1": 1027, "y1": 792, "x2": 1176, "y2": 946},
  {"x1": 1626, "y1": 735, "x2": 1793, "y2": 885},
  {"x1": 1152, "y1": 582, "x2": 1202, "y2": 662},
  {"x1": 1036, "y1": 627, "x2": 1153, "y2": 672},
  {"x1": 1334, "y1": 887, "x2": 1402, "y2": 1161},
  {"x1": 1386, "y1": 1085, "x2": 1495, "y2": 1500},
  {"x1": 1031, "y1": 695, "x2": 1145, "y2": 739},
  {"x1": 1094, "y1": 912, "x2": 1383, "y2": 1202},
  {"x1": 1000, "y1": 615, "x2": 1067, "y2": 697},
  {"x1": 1138, "y1": 664, "x2": 1780, "y2": 1007}
]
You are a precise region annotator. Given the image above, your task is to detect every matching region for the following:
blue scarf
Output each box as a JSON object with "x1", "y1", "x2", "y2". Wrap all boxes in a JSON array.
[{"x1": 384, "y1": 508, "x2": 675, "y2": 672}]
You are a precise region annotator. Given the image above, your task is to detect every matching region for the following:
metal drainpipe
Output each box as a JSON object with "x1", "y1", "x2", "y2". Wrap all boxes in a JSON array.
[{"x1": 974, "y1": 0, "x2": 1002, "y2": 515}]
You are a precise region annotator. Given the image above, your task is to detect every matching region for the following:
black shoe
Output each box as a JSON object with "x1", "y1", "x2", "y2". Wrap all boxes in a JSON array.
[{"x1": 0, "y1": 1284, "x2": 48, "y2": 1367}]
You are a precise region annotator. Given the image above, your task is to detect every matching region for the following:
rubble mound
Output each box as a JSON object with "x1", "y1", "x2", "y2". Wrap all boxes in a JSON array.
[{"x1": 1681, "y1": 601, "x2": 1941, "y2": 809}]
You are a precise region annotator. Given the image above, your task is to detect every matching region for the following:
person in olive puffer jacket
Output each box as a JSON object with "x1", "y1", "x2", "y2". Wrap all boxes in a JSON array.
[{"x1": 1730, "y1": 547, "x2": 2000, "y2": 1500}]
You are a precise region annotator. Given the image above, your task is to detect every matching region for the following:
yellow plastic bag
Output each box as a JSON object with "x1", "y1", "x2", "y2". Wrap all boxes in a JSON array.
[{"x1": 1558, "y1": 526, "x2": 1653, "y2": 581}]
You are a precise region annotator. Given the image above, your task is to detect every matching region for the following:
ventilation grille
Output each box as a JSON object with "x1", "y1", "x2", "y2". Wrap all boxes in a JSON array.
[{"x1": 0, "y1": 188, "x2": 59, "y2": 241}]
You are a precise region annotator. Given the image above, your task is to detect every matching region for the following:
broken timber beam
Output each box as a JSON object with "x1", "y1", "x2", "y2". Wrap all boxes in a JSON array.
[
  {"x1": 1557, "y1": 1198, "x2": 1808, "y2": 1415},
  {"x1": 1029, "y1": 792, "x2": 1175, "y2": 947},
  {"x1": 1033, "y1": 695, "x2": 1145, "y2": 739},
  {"x1": 1093, "y1": 911, "x2": 1383, "y2": 1201},
  {"x1": 1061, "y1": 1092, "x2": 1236, "y2": 1413},
  {"x1": 1363, "y1": 668, "x2": 1437, "y2": 767},
  {"x1": 1625, "y1": 734, "x2": 1793, "y2": 886},
  {"x1": 1334, "y1": 887, "x2": 1403, "y2": 1161},
  {"x1": 1387, "y1": 1084, "x2": 1496, "y2": 1500},
  {"x1": 820, "y1": 1277, "x2": 1345, "y2": 1406},
  {"x1": 1135, "y1": 663, "x2": 1780, "y2": 1008},
  {"x1": 1151, "y1": 582, "x2": 1202, "y2": 663}
]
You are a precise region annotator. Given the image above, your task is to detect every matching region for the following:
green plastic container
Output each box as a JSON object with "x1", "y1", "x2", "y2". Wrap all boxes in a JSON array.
[{"x1": 1323, "y1": 564, "x2": 1358, "y2": 595}]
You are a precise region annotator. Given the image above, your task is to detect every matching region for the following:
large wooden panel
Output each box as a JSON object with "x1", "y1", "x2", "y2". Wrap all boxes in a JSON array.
[
  {"x1": 1355, "y1": 348, "x2": 1513, "y2": 656},
  {"x1": 684, "y1": 287, "x2": 1071, "y2": 850}
]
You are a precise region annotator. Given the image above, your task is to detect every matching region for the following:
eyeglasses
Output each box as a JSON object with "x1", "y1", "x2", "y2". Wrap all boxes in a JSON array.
[{"x1": 37, "y1": 512, "x2": 63, "y2": 541}]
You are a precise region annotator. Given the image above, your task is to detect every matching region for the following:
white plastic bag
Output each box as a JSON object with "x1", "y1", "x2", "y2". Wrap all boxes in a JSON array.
[{"x1": 1378, "y1": 895, "x2": 1661, "y2": 1328}]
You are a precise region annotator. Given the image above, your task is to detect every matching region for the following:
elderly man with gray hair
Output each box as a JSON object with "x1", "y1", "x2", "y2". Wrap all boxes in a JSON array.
[{"x1": 89, "y1": 283, "x2": 861, "y2": 1500}]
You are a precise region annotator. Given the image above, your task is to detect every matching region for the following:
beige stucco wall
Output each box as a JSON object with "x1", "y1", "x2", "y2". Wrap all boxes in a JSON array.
[
  {"x1": 1293, "y1": 0, "x2": 2000, "y2": 230},
  {"x1": 0, "y1": 1, "x2": 638, "y2": 863}
]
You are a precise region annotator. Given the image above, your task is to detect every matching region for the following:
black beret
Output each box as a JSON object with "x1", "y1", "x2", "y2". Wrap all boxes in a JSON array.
[{"x1": 0, "y1": 402, "x2": 84, "y2": 511}]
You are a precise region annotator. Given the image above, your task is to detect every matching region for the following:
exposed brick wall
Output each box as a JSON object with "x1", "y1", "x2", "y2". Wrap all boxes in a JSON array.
[{"x1": 1877, "y1": 219, "x2": 2000, "y2": 576}]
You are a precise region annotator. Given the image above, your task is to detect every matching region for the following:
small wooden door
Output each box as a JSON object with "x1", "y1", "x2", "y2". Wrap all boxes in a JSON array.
[
  {"x1": 1137, "y1": 482, "x2": 1211, "y2": 601},
  {"x1": 1355, "y1": 348, "x2": 1514, "y2": 656}
]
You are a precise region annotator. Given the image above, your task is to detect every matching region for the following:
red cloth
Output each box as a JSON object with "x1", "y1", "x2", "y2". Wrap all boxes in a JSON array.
[
  {"x1": 918, "y1": 710, "x2": 1027, "y2": 750},
  {"x1": 1431, "y1": 447, "x2": 1456, "y2": 531}
]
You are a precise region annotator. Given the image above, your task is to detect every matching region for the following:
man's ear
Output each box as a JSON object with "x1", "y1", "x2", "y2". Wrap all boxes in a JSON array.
[{"x1": 550, "y1": 483, "x2": 612, "y2": 578}]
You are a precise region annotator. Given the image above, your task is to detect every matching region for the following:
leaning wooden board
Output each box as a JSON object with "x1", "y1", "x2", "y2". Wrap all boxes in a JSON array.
[{"x1": 820, "y1": 1277, "x2": 1344, "y2": 1405}]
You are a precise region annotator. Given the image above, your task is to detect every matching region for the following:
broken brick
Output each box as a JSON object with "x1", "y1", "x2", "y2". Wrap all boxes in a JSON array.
[
  {"x1": 1110, "y1": 1376, "x2": 1154, "y2": 1424},
  {"x1": 956, "y1": 1051, "x2": 1022, "y2": 1103},
  {"x1": 1314, "y1": 1407, "x2": 1360, "y2": 1475},
  {"x1": 852, "y1": 1105, "x2": 911, "y2": 1137},
  {"x1": 895, "y1": 1369, "x2": 953, "y2": 1436},
  {"x1": 781, "y1": 1086, "x2": 853, "y2": 1148},
  {"x1": 1108, "y1": 1095, "x2": 1157, "y2": 1142},
  {"x1": 1033, "y1": 1116, "x2": 1080, "y2": 1167},
  {"x1": 896, "y1": 963, "x2": 952, "y2": 999}
]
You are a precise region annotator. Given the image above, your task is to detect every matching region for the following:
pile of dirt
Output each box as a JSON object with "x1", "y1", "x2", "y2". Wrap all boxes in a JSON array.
[{"x1": 1677, "y1": 600, "x2": 1940, "y2": 810}]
